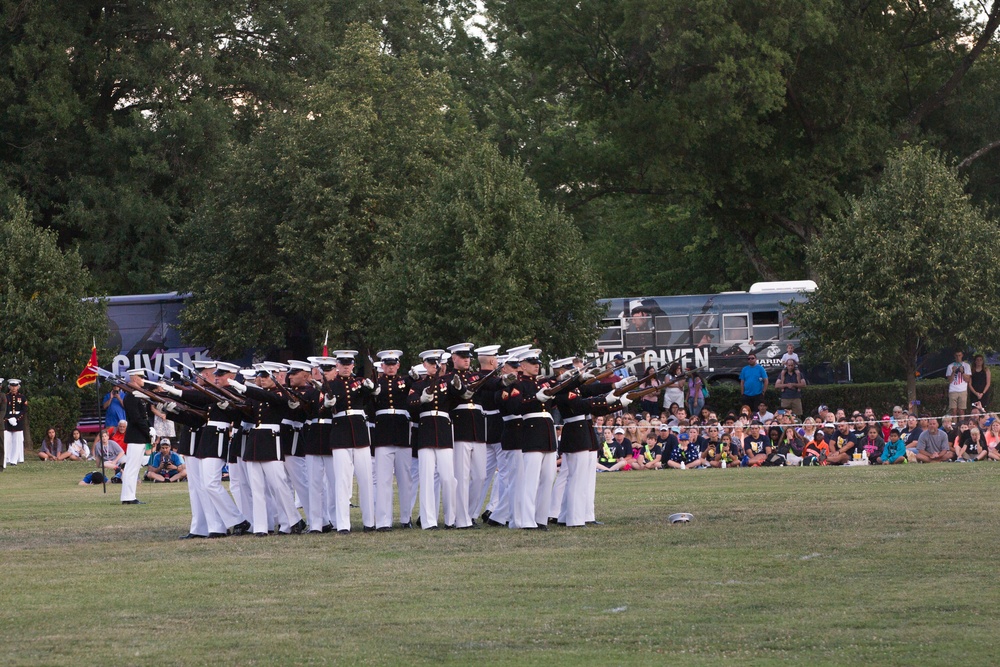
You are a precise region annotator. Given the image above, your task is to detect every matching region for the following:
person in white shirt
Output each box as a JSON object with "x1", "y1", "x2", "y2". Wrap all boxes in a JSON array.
[{"x1": 946, "y1": 350, "x2": 973, "y2": 417}]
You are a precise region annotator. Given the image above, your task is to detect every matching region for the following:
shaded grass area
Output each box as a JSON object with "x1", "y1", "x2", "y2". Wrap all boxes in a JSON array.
[{"x1": 2, "y1": 460, "x2": 998, "y2": 665}]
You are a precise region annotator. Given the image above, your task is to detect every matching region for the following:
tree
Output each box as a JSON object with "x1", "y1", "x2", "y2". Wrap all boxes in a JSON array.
[
  {"x1": 363, "y1": 142, "x2": 603, "y2": 356},
  {"x1": 789, "y1": 145, "x2": 1000, "y2": 402},
  {"x1": 0, "y1": 192, "x2": 108, "y2": 395}
]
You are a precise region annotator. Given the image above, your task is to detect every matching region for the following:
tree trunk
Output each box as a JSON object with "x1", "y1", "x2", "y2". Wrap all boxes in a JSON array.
[{"x1": 902, "y1": 335, "x2": 919, "y2": 408}]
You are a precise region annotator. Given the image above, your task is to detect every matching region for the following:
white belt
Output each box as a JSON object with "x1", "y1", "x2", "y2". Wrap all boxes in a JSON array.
[
  {"x1": 280, "y1": 419, "x2": 303, "y2": 428},
  {"x1": 502, "y1": 415, "x2": 521, "y2": 422},
  {"x1": 304, "y1": 419, "x2": 318, "y2": 425},
  {"x1": 523, "y1": 412, "x2": 552, "y2": 420},
  {"x1": 453, "y1": 404, "x2": 483, "y2": 411},
  {"x1": 240, "y1": 422, "x2": 254, "y2": 430},
  {"x1": 316, "y1": 419, "x2": 333, "y2": 425},
  {"x1": 253, "y1": 424, "x2": 280, "y2": 432},
  {"x1": 207, "y1": 421, "x2": 230, "y2": 430},
  {"x1": 420, "y1": 410, "x2": 452, "y2": 420},
  {"x1": 483, "y1": 410, "x2": 500, "y2": 416},
  {"x1": 563, "y1": 414, "x2": 591, "y2": 424},
  {"x1": 375, "y1": 409, "x2": 409, "y2": 416},
  {"x1": 332, "y1": 410, "x2": 367, "y2": 418}
]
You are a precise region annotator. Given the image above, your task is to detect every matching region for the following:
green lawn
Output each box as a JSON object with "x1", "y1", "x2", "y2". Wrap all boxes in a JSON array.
[{"x1": 1, "y1": 459, "x2": 997, "y2": 666}]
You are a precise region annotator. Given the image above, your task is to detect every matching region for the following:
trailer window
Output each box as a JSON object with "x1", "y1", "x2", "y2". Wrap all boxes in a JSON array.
[
  {"x1": 692, "y1": 313, "x2": 718, "y2": 347},
  {"x1": 598, "y1": 319, "x2": 623, "y2": 349},
  {"x1": 780, "y1": 312, "x2": 799, "y2": 340},
  {"x1": 654, "y1": 315, "x2": 691, "y2": 346},
  {"x1": 752, "y1": 311, "x2": 780, "y2": 342},
  {"x1": 722, "y1": 314, "x2": 750, "y2": 343}
]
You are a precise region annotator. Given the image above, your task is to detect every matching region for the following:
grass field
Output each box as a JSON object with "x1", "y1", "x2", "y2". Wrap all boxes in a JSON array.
[{"x1": 2, "y1": 459, "x2": 998, "y2": 666}]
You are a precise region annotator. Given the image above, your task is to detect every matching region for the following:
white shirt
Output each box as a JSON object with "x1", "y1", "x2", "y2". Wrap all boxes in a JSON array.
[{"x1": 948, "y1": 361, "x2": 972, "y2": 393}]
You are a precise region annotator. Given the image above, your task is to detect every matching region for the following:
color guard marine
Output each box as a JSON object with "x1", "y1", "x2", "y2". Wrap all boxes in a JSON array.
[{"x1": 371, "y1": 349, "x2": 415, "y2": 531}]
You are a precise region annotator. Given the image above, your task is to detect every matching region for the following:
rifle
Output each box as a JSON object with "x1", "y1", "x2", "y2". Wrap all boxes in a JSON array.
[
  {"x1": 172, "y1": 361, "x2": 251, "y2": 412},
  {"x1": 90, "y1": 367, "x2": 209, "y2": 420},
  {"x1": 466, "y1": 366, "x2": 502, "y2": 393},
  {"x1": 609, "y1": 365, "x2": 658, "y2": 397},
  {"x1": 583, "y1": 357, "x2": 639, "y2": 385}
]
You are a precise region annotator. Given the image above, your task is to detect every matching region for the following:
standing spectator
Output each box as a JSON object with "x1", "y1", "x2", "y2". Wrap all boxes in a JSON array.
[
  {"x1": 916, "y1": 418, "x2": 955, "y2": 463},
  {"x1": 101, "y1": 386, "x2": 127, "y2": 429},
  {"x1": 686, "y1": 371, "x2": 705, "y2": 418},
  {"x1": 65, "y1": 429, "x2": 91, "y2": 461},
  {"x1": 946, "y1": 350, "x2": 972, "y2": 417},
  {"x1": 779, "y1": 343, "x2": 799, "y2": 365},
  {"x1": 969, "y1": 354, "x2": 991, "y2": 411},
  {"x1": 739, "y1": 354, "x2": 768, "y2": 411},
  {"x1": 775, "y1": 360, "x2": 806, "y2": 418},
  {"x1": 37, "y1": 428, "x2": 65, "y2": 461},
  {"x1": 754, "y1": 402, "x2": 774, "y2": 424},
  {"x1": 150, "y1": 402, "x2": 176, "y2": 444},
  {"x1": 637, "y1": 374, "x2": 662, "y2": 417},
  {"x1": 661, "y1": 363, "x2": 685, "y2": 415}
]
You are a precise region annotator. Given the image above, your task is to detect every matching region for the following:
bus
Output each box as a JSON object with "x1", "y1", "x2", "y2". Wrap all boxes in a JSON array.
[
  {"x1": 79, "y1": 292, "x2": 212, "y2": 432},
  {"x1": 592, "y1": 281, "x2": 847, "y2": 385}
]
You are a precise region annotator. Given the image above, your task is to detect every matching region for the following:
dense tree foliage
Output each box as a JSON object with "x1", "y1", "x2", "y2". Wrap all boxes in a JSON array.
[{"x1": 790, "y1": 145, "x2": 1000, "y2": 401}]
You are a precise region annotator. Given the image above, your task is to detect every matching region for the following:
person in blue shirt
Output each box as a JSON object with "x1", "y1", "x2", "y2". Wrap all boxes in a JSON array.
[
  {"x1": 102, "y1": 386, "x2": 127, "y2": 428},
  {"x1": 879, "y1": 428, "x2": 907, "y2": 464},
  {"x1": 739, "y1": 354, "x2": 769, "y2": 411},
  {"x1": 145, "y1": 440, "x2": 187, "y2": 482}
]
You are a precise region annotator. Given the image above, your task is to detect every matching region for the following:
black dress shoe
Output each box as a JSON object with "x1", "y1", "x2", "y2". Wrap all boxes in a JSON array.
[
  {"x1": 229, "y1": 520, "x2": 251, "y2": 536},
  {"x1": 470, "y1": 518, "x2": 478, "y2": 526},
  {"x1": 179, "y1": 533, "x2": 206, "y2": 540},
  {"x1": 486, "y1": 518, "x2": 504, "y2": 527},
  {"x1": 321, "y1": 523, "x2": 334, "y2": 533},
  {"x1": 424, "y1": 526, "x2": 439, "y2": 531},
  {"x1": 586, "y1": 520, "x2": 604, "y2": 526},
  {"x1": 444, "y1": 524, "x2": 456, "y2": 530},
  {"x1": 376, "y1": 527, "x2": 392, "y2": 532},
  {"x1": 535, "y1": 523, "x2": 549, "y2": 531},
  {"x1": 121, "y1": 499, "x2": 145, "y2": 505},
  {"x1": 253, "y1": 532, "x2": 268, "y2": 537},
  {"x1": 290, "y1": 519, "x2": 306, "y2": 534},
  {"x1": 337, "y1": 529, "x2": 350, "y2": 535},
  {"x1": 362, "y1": 526, "x2": 376, "y2": 533},
  {"x1": 481, "y1": 510, "x2": 492, "y2": 523},
  {"x1": 208, "y1": 532, "x2": 227, "y2": 539},
  {"x1": 557, "y1": 521, "x2": 566, "y2": 526},
  {"x1": 400, "y1": 522, "x2": 413, "y2": 529},
  {"x1": 307, "y1": 530, "x2": 323, "y2": 534}
]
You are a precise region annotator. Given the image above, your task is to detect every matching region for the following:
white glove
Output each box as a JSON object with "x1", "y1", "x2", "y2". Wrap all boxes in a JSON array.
[
  {"x1": 614, "y1": 375, "x2": 636, "y2": 389},
  {"x1": 228, "y1": 380, "x2": 247, "y2": 394},
  {"x1": 148, "y1": 427, "x2": 157, "y2": 439},
  {"x1": 132, "y1": 390, "x2": 146, "y2": 399},
  {"x1": 371, "y1": 384, "x2": 381, "y2": 397},
  {"x1": 163, "y1": 401, "x2": 178, "y2": 412},
  {"x1": 323, "y1": 395, "x2": 337, "y2": 409},
  {"x1": 7, "y1": 417, "x2": 15, "y2": 426},
  {"x1": 362, "y1": 378, "x2": 375, "y2": 391},
  {"x1": 502, "y1": 373, "x2": 517, "y2": 387},
  {"x1": 535, "y1": 389, "x2": 552, "y2": 403},
  {"x1": 288, "y1": 400, "x2": 301, "y2": 410},
  {"x1": 617, "y1": 393, "x2": 633, "y2": 408},
  {"x1": 310, "y1": 379, "x2": 323, "y2": 390},
  {"x1": 218, "y1": 401, "x2": 230, "y2": 411},
  {"x1": 580, "y1": 370, "x2": 595, "y2": 381},
  {"x1": 451, "y1": 374, "x2": 463, "y2": 391},
  {"x1": 461, "y1": 389, "x2": 475, "y2": 400},
  {"x1": 409, "y1": 368, "x2": 420, "y2": 380},
  {"x1": 161, "y1": 384, "x2": 182, "y2": 397},
  {"x1": 420, "y1": 387, "x2": 435, "y2": 404},
  {"x1": 605, "y1": 390, "x2": 621, "y2": 406}
]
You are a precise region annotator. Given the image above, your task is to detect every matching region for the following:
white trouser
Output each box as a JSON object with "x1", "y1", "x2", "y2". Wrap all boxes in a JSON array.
[
  {"x1": 406, "y1": 455, "x2": 420, "y2": 519},
  {"x1": 492, "y1": 449, "x2": 519, "y2": 527},
  {"x1": 418, "y1": 448, "x2": 455, "y2": 529},
  {"x1": 4, "y1": 431, "x2": 25, "y2": 466},
  {"x1": 185, "y1": 456, "x2": 223, "y2": 536},
  {"x1": 549, "y1": 455, "x2": 570, "y2": 520},
  {"x1": 453, "y1": 440, "x2": 487, "y2": 527},
  {"x1": 200, "y1": 457, "x2": 245, "y2": 529},
  {"x1": 120, "y1": 442, "x2": 145, "y2": 502},
  {"x1": 284, "y1": 456, "x2": 309, "y2": 515},
  {"x1": 561, "y1": 451, "x2": 590, "y2": 527},
  {"x1": 305, "y1": 455, "x2": 335, "y2": 531},
  {"x1": 247, "y1": 460, "x2": 299, "y2": 534},
  {"x1": 516, "y1": 451, "x2": 556, "y2": 529},
  {"x1": 374, "y1": 446, "x2": 414, "y2": 528},
  {"x1": 332, "y1": 447, "x2": 374, "y2": 531},
  {"x1": 227, "y1": 457, "x2": 253, "y2": 522},
  {"x1": 476, "y1": 443, "x2": 501, "y2": 516},
  {"x1": 585, "y1": 451, "x2": 598, "y2": 523}
]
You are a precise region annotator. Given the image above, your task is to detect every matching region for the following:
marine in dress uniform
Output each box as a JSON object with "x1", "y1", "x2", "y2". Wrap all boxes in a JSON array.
[
  {"x1": 371, "y1": 350, "x2": 415, "y2": 531},
  {"x1": 304, "y1": 357, "x2": 338, "y2": 533},
  {"x1": 407, "y1": 349, "x2": 465, "y2": 529},
  {"x1": 507, "y1": 349, "x2": 559, "y2": 530},
  {"x1": 3, "y1": 379, "x2": 27, "y2": 468},
  {"x1": 227, "y1": 371, "x2": 304, "y2": 536},
  {"x1": 277, "y1": 360, "x2": 314, "y2": 525},
  {"x1": 447, "y1": 342, "x2": 488, "y2": 529},
  {"x1": 488, "y1": 346, "x2": 531, "y2": 528},
  {"x1": 326, "y1": 350, "x2": 377, "y2": 533},
  {"x1": 120, "y1": 370, "x2": 155, "y2": 504},
  {"x1": 470, "y1": 345, "x2": 503, "y2": 523}
]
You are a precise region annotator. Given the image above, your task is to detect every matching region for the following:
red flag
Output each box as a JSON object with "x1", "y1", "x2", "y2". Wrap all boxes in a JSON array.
[
  {"x1": 322, "y1": 330, "x2": 329, "y2": 357},
  {"x1": 76, "y1": 341, "x2": 98, "y2": 388}
]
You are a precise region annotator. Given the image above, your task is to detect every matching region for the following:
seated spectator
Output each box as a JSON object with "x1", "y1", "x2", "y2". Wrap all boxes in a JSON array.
[
  {"x1": 889, "y1": 406, "x2": 905, "y2": 429},
  {"x1": 633, "y1": 432, "x2": 663, "y2": 470},
  {"x1": 955, "y1": 426, "x2": 988, "y2": 462},
  {"x1": 826, "y1": 421, "x2": 857, "y2": 465},
  {"x1": 859, "y1": 426, "x2": 884, "y2": 462},
  {"x1": 655, "y1": 424, "x2": 678, "y2": 451},
  {"x1": 666, "y1": 432, "x2": 705, "y2": 469},
  {"x1": 985, "y1": 420, "x2": 1000, "y2": 460},
  {"x1": 916, "y1": 418, "x2": 955, "y2": 463},
  {"x1": 879, "y1": 416, "x2": 892, "y2": 441},
  {"x1": 798, "y1": 417, "x2": 817, "y2": 441},
  {"x1": 741, "y1": 422, "x2": 768, "y2": 467},
  {"x1": 778, "y1": 426, "x2": 805, "y2": 466},
  {"x1": 597, "y1": 428, "x2": 630, "y2": 472},
  {"x1": 64, "y1": 429, "x2": 92, "y2": 461},
  {"x1": 37, "y1": 428, "x2": 66, "y2": 461},
  {"x1": 93, "y1": 429, "x2": 125, "y2": 470},
  {"x1": 763, "y1": 426, "x2": 785, "y2": 466},
  {"x1": 145, "y1": 440, "x2": 186, "y2": 482},
  {"x1": 802, "y1": 431, "x2": 829, "y2": 465},
  {"x1": 108, "y1": 420, "x2": 127, "y2": 450},
  {"x1": 878, "y1": 429, "x2": 907, "y2": 464},
  {"x1": 700, "y1": 425, "x2": 728, "y2": 468},
  {"x1": 726, "y1": 432, "x2": 744, "y2": 462},
  {"x1": 78, "y1": 471, "x2": 107, "y2": 486}
]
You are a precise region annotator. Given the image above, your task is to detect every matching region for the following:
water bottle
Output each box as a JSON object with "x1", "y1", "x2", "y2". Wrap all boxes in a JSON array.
[
  {"x1": 721, "y1": 458, "x2": 727, "y2": 469},
  {"x1": 681, "y1": 461, "x2": 686, "y2": 470}
]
